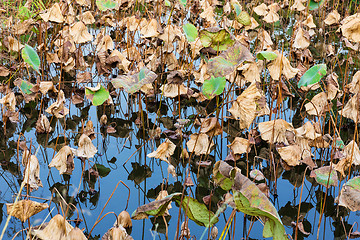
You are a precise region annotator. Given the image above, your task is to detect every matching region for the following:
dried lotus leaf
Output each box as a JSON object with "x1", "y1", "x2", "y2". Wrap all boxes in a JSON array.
[{"x1": 7, "y1": 200, "x2": 48, "y2": 222}]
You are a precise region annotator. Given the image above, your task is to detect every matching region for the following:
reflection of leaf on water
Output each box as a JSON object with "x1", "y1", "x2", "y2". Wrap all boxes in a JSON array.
[
  {"x1": 150, "y1": 215, "x2": 171, "y2": 234},
  {"x1": 92, "y1": 163, "x2": 111, "y2": 177},
  {"x1": 333, "y1": 219, "x2": 352, "y2": 239},
  {"x1": 147, "y1": 181, "x2": 183, "y2": 199},
  {"x1": 1, "y1": 161, "x2": 20, "y2": 176},
  {"x1": 278, "y1": 201, "x2": 313, "y2": 226},
  {"x1": 282, "y1": 165, "x2": 308, "y2": 188},
  {"x1": 47, "y1": 136, "x2": 69, "y2": 152},
  {"x1": 128, "y1": 162, "x2": 152, "y2": 185},
  {"x1": 89, "y1": 190, "x2": 100, "y2": 206},
  {"x1": 315, "y1": 189, "x2": 342, "y2": 218},
  {"x1": 108, "y1": 118, "x2": 132, "y2": 138},
  {"x1": 49, "y1": 182, "x2": 77, "y2": 217}
]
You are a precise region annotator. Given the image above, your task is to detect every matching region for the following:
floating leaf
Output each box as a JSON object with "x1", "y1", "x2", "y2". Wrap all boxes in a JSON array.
[
  {"x1": 214, "y1": 161, "x2": 287, "y2": 240},
  {"x1": 256, "y1": 51, "x2": 278, "y2": 60},
  {"x1": 202, "y1": 76, "x2": 226, "y2": 99},
  {"x1": 309, "y1": 0, "x2": 325, "y2": 10},
  {"x1": 337, "y1": 176, "x2": 360, "y2": 211},
  {"x1": 207, "y1": 42, "x2": 254, "y2": 77},
  {"x1": 96, "y1": 0, "x2": 117, "y2": 11},
  {"x1": 297, "y1": 64, "x2": 327, "y2": 88},
  {"x1": 92, "y1": 164, "x2": 111, "y2": 177},
  {"x1": 112, "y1": 67, "x2": 158, "y2": 94},
  {"x1": 310, "y1": 166, "x2": 338, "y2": 187},
  {"x1": 199, "y1": 28, "x2": 234, "y2": 51},
  {"x1": 85, "y1": 84, "x2": 110, "y2": 106},
  {"x1": 21, "y1": 44, "x2": 40, "y2": 73},
  {"x1": 183, "y1": 23, "x2": 198, "y2": 42}
]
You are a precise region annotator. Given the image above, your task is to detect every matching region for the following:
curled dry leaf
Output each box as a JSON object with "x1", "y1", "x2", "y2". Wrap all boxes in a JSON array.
[
  {"x1": 32, "y1": 214, "x2": 73, "y2": 240},
  {"x1": 147, "y1": 138, "x2": 176, "y2": 164},
  {"x1": 0, "y1": 92, "x2": 16, "y2": 111},
  {"x1": 39, "y1": 81, "x2": 57, "y2": 95},
  {"x1": 228, "y1": 82, "x2": 269, "y2": 129},
  {"x1": 200, "y1": 117, "x2": 222, "y2": 136},
  {"x1": 140, "y1": 19, "x2": 161, "y2": 38},
  {"x1": 6, "y1": 200, "x2": 48, "y2": 222},
  {"x1": 45, "y1": 90, "x2": 69, "y2": 118},
  {"x1": 77, "y1": 72, "x2": 92, "y2": 83},
  {"x1": 67, "y1": 227, "x2": 87, "y2": 240},
  {"x1": 293, "y1": 27, "x2": 310, "y2": 49},
  {"x1": 39, "y1": 3, "x2": 64, "y2": 23},
  {"x1": 168, "y1": 164, "x2": 177, "y2": 178},
  {"x1": 186, "y1": 133, "x2": 214, "y2": 155},
  {"x1": 324, "y1": 10, "x2": 341, "y2": 26},
  {"x1": 326, "y1": 72, "x2": 340, "y2": 100},
  {"x1": 36, "y1": 114, "x2": 52, "y2": 133},
  {"x1": 84, "y1": 120, "x2": 95, "y2": 140},
  {"x1": 4, "y1": 36, "x2": 24, "y2": 52},
  {"x1": 267, "y1": 51, "x2": 299, "y2": 80},
  {"x1": 341, "y1": 14, "x2": 360, "y2": 43},
  {"x1": 69, "y1": 21, "x2": 93, "y2": 44},
  {"x1": 258, "y1": 119, "x2": 294, "y2": 144},
  {"x1": 49, "y1": 146, "x2": 74, "y2": 175},
  {"x1": 277, "y1": 145, "x2": 301, "y2": 166},
  {"x1": 336, "y1": 176, "x2": 360, "y2": 211},
  {"x1": 254, "y1": 3, "x2": 268, "y2": 16},
  {"x1": 339, "y1": 93, "x2": 360, "y2": 123},
  {"x1": 12, "y1": 19, "x2": 34, "y2": 35},
  {"x1": 290, "y1": 0, "x2": 306, "y2": 11},
  {"x1": 343, "y1": 140, "x2": 360, "y2": 165},
  {"x1": 228, "y1": 137, "x2": 251, "y2": 155},
  {"x1": 115, "y1": 210, "x2": 132, "y2": 228},
  {"x1": 346, "y1": 71, "x2": 360, "y2": 94},
  {"x1": 160, "y1": 83, "x2": 189, "y2": 98},
  {"x1": 23, "y1": 155, "x2": 43, "y2": 191},
  {"x1": 77, "y1": 11, "x2": 95, "y2": 25},
  {"x1": 263, "y1": 3, "x2": 280, "y2": 24},
  {"x1": 334, "y1": 140, "x2": 360, "y2": 177},
  {"x1": 0, "y1": 66, "x2": 10, "y2": 77},
  {"x1": 305, "y1": 92, "x2": 330, "y2": 116},
  {"x1": 95, "y1": 34, "x2": 114, "y2": 52},
  {"x1": 295, "y1": 121, "x2": 321, "y2": 140},
  {"x1": 302, "y1": 15, "x2": 316, "y2": 28},
  {"x1": 76, "y1": 134, "x2": 97, "y2": 158}
]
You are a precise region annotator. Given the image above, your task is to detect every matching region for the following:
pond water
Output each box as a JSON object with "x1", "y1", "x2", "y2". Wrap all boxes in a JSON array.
[{"x1": 0, "y1": 92, "x2": 358, "y2": 240}]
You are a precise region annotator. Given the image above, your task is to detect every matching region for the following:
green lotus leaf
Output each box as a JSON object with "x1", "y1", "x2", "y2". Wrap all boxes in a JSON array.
[
  {"x1": 22, "y1": 44, "x2": 40, "y2": 73},
  {"x1": 298, "y1": 64, "x2": 327, "y2": 88}
]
